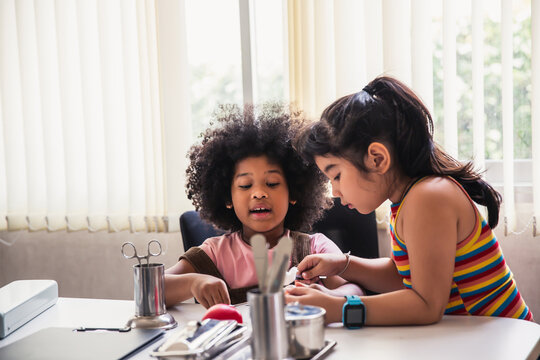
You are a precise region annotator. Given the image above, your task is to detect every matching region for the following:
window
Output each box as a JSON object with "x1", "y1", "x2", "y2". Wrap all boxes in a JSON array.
[
  {"x1": 432, "y1": 0, "x2": 532, "y2": 160},
  {"x1": 185, "y1": 0, "x2": 243, "y2": 138},
  {"x1": 1, "y1": 0, "x2": 537, "y2": 235},
  {"x1": 287, "y1": 0, "x2": 536, "y2": 234},
  {"x1": 186, "y1": 0, "x2": 286, "y2": 139}
]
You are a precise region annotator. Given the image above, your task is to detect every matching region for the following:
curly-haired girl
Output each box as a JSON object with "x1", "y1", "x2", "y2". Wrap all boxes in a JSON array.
[{"x1": 164, "y1": 103, "x2": 363, "y2": 308}]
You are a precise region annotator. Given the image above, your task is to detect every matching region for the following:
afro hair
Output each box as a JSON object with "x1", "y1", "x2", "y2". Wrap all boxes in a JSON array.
[{"x1": 185, "y1": 103, "x2": 332, "y2": 232}]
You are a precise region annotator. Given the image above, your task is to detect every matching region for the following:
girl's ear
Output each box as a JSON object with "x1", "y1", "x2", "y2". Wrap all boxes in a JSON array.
[{"x1": 366, "y1": 142, "x2": 391, "y2": 174}]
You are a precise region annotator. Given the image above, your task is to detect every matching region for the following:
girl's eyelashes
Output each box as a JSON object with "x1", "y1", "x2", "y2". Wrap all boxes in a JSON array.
[
  {"x1": 236, "y1": 182, "x2": 280, "y2": 189},
  {"x1": 333, "y1": 174, "x2": 341, "y2": 181}
]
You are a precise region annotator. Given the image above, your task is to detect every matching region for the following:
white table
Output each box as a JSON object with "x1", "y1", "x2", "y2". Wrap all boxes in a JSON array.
[{"x1": 0, "y1": 297, "x2": 539, "y2": 359}]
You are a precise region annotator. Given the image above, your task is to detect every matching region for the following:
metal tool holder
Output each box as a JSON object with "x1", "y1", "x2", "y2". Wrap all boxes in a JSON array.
[{"x1": 121, "y1": 239, "x2": 177, "y2": 330}]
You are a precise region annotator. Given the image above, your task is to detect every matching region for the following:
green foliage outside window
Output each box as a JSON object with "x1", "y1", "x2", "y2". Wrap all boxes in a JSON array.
[{"x1": 433, "y1": 10, "x2": 531, "y2": 160}]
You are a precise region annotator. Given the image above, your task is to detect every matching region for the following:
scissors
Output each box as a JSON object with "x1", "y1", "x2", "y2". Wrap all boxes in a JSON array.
[{"x1": 121, "y1": 239, "x2": 162, "y2": 266}]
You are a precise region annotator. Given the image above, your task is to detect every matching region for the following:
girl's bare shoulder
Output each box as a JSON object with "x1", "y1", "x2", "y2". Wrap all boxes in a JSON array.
[
  {"x1": 403, "y1": 176, "x2": 470, "y2": 215},
  {"x1": 410, "y1": 176, "x2": 464, "y2": 200},
  {"x1": 399, "y1": 176, "x2": 475, "y2": 242}
]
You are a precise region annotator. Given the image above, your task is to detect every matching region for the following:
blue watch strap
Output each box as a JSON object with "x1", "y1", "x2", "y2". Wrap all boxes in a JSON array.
[
  {"x1": 342, "y1": 295, "x2": 365, "y2": 328},
  {"x1": 345, "y1": 295, "x2": 361, "y2": 305}
]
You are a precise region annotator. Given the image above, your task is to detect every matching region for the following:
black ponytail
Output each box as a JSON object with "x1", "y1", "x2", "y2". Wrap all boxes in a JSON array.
[{"x1": 295, "y1": 76, "x2": 502, "y2": 228}]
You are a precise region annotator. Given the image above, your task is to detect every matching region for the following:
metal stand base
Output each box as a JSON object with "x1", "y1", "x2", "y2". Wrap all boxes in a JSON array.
[{"x1": 126, "y1": 312, "x2": 177, "y2": 330}]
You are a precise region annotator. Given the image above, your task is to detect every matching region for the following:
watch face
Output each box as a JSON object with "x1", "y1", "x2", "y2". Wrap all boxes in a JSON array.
[{"x1": 345, "y1": 305, "x2": 364, "y2": 327}]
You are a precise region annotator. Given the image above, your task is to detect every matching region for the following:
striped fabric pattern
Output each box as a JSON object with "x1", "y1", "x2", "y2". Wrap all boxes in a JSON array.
[{"x1": 390, "y1": 177, "x2": 533, "y2": 321}]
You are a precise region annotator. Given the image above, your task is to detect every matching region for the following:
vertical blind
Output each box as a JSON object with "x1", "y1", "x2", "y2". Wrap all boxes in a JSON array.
[
  {"x1": 0, "y1": 0, "x2": 192, "y2": 232},
  {"x1": 287, "y1": 0, "x2": 536, "y2": 235},
  {"x1": 533, "y1": 0, "x2": 540, "y2": 234},
  {"x1": 501, "y1": 0, "x2": 516, "y2": 232},
  {"x1": 1, "y1": 0, "x2": 538, "y2": 235}
]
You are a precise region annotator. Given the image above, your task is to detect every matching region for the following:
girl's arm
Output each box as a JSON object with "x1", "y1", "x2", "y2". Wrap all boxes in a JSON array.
[
  {"x1": 286, "y1": 285, "x2": 448, "y2": 325},
  {"x1": 290, "y1": 181, "x2": 461, "y2": 325},
  {"x1": 314, "y1": 276, "x2": 365, "y2": 296},
  {"x1": 340, "y1": 257, "x2": 405, "y2": 293},
  {"x1": 306, "y1": 234, "x2": 391, "y2": 295},
  {"x1": 164, "y1": 259, "x2": 230, "y2": 308},
  {"x1": 298, "y1": 254, "x2": 405, "y2": 294}
]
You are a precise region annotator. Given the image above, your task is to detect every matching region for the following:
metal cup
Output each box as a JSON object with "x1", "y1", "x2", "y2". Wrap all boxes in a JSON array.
[
  {"x1": 125, "y1": 262, "x2": 177, "y2": 330},
  {"x1": 248, "y1": 289, "x2": 289, "y2": 360},
  {"x1": 134, "y1": 263, "x2": 166, "y2": 316},
  {"x1": 285, "y1": 303, "x2": 326, "y2": 359}
]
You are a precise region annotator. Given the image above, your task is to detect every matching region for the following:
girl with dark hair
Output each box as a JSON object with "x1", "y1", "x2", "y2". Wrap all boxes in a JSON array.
[
  {"x1": 164, "y1": 103, "x2": 363, "y2": 308},
  {"x1": 287, "y1": 76, "x2": 533, "y2": 325}
]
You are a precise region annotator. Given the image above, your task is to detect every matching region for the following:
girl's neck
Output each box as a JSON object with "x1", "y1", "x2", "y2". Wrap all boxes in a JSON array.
[
  {"x1": 389, "y1": 175, "x2": 417, "y2": 204},
  {"x1": 241, "y1": 226, "x2": 287, "y2": 248}
]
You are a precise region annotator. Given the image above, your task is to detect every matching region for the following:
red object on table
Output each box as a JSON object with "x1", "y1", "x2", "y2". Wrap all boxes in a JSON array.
[{"x1": 202, "y1": 304, "x2": 243, "y2": 324}]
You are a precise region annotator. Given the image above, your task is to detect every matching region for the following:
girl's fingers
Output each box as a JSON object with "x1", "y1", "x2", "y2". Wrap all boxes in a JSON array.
[
  {"x1": 285, "y1": 286, "x2": 311, "y2": 296},
  {"x1": 210, "y1": 293, "x2": 220, "y2": 307},
  {"x1": 285, "y1": 291, "x2": 303, "y2": 302},
  {"x1": 199, "y1": 296, "x2": 209, "y2": 309},
  {"x1": 296, "y1": 255, "x2": 318, "y2": 273},
  {"x1": 220, "y1": 287, "x2": 231, "y2": 305},
  {"x1": 218, "y1": 293, "x2": 227, "y2": 305},
  {"x1": 284, "y1": 284, "x2": 296, "y2": 292},
  {"x1": 301, "y1": 269, "x2": 318, "y2": 280},
  {"x1": 308, "y1": 283, "x2": 324, "y2": 291},
  {"x1": 214, "y1": 287, "x2": 227, "y2": 305}
]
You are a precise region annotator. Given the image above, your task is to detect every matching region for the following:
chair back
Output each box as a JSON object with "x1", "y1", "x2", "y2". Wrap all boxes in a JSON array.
[
  {"x1": 312, "y1": 198, "x2": 379, "y2": 258},
  {"x1": 179, "y1": 211, "x2": 225, "y2": 251},
  {"x1": 179, "y1": 198, "x2": 378, "y2": 257}
]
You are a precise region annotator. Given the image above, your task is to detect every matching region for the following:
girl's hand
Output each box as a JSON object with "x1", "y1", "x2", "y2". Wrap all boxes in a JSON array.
[
  {"x1": 296, "y1": 253, "x2": 349, "y2": 281},
  {"x1": 298, "y1": 281, "x2": 348, "y2": 297},
  {"x1": 190, "y1": 274, "x2": 230, "y2": 309},
  {"x1": 284, "y1": 285, "x2": 345, "y2": 324}
]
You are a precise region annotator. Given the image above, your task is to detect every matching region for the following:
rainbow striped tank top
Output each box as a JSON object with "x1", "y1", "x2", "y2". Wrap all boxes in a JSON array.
[{"x1": 390, "y1": 176, "x2": 533, "y2": 321}]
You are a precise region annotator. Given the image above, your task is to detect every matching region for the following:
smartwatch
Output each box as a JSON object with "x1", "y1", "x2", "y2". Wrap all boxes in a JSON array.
[{"x1": 342, "y1": 295, "x2": 365, "y2": 329}]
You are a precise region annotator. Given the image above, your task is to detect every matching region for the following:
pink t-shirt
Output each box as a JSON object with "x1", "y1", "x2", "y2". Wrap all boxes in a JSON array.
[{"x1": 199, "y1": 230, "x2": 342, "y2": 289}]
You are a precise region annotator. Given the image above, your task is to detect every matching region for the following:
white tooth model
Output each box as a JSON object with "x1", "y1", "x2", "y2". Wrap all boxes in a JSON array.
[{"x1": 283, "y1": 266, "x2": 298, "y2": 287}]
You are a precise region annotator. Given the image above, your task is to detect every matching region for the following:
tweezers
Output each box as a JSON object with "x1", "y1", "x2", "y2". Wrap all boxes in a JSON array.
[{"x1": 75, "y1": 326, "x2": 131, "y2": 332}]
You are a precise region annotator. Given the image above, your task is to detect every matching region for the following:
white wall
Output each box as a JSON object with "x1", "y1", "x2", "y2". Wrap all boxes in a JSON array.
[
  {"x1": 1, "y1": 228, "x2": 538, "y2": 323},
  {"x1": 0, "y1": 230, "x2": 182, "y2": 300}
]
